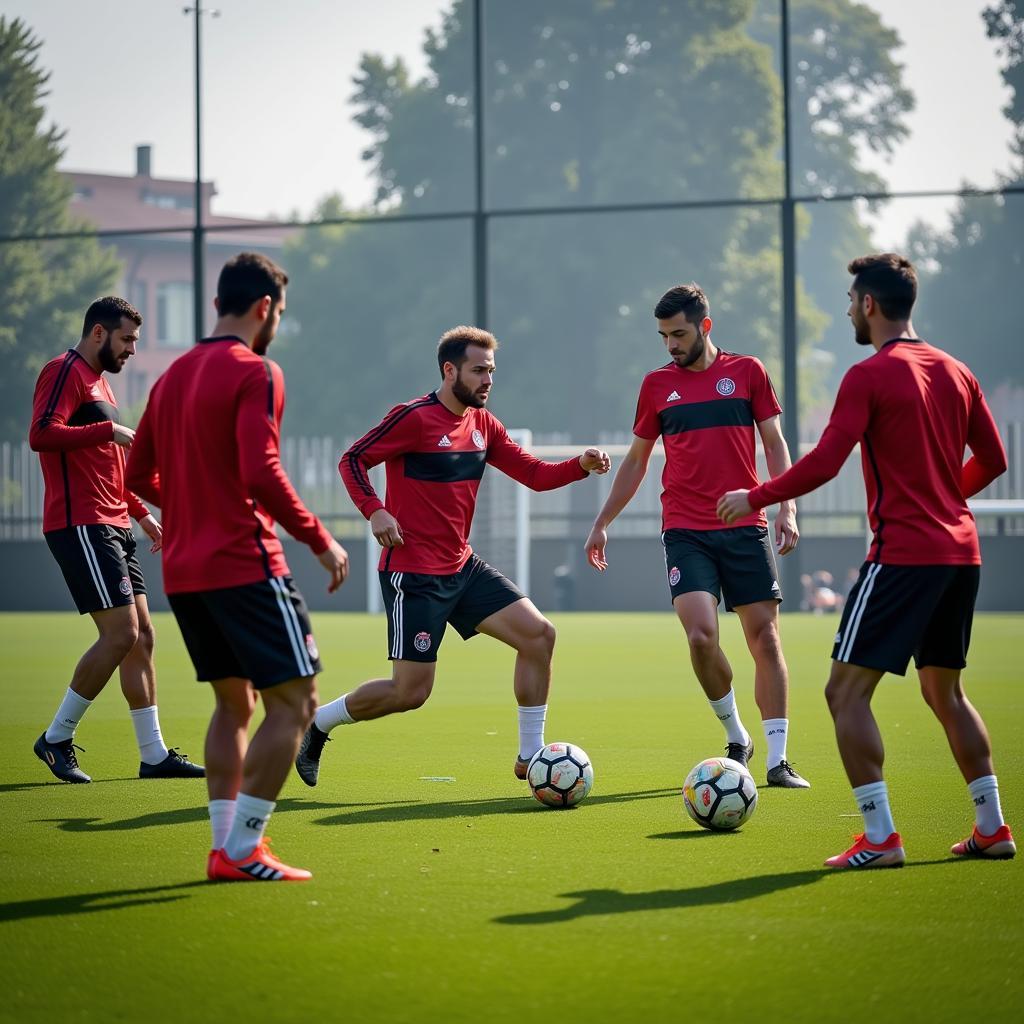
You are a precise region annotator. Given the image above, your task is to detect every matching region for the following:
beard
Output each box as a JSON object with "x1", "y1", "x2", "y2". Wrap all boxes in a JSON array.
[
  {"x1": 452, "y1": 375, "x2": 487, "y2": 408},
  {"x1": 252, "y1": 317, "x2": 276, "y2": 356},
  {"x1": 852, "y1": 312, "x2": 872, "y2": 346},
  {"x1": 671, "y1": 331, "x2": 705, "y2": 368},
  {"x1": 98, "y1": 335, "x2": 126, "y2": 373}
]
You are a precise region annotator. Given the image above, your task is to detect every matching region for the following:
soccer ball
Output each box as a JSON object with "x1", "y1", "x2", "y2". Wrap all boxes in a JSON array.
[
  {"x1": 682, "y1": 756, "x2": 758, "y2": 831},
  {"x1": 527, "y1": 742, "x2": 593, "y2": 808}
]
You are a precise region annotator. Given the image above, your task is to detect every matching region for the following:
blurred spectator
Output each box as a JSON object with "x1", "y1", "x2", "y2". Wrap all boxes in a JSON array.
[{"x1": 801, "y1": 570, "x2": 840, "y2": 613}]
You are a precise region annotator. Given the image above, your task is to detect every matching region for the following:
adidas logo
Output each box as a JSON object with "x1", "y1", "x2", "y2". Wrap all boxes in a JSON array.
[
  {"x1": 438, "y1": 435, "x2": 452, "y2": 447},
  {"x1": 666, "y1": 390, "x2": 681, "y2": 401}
]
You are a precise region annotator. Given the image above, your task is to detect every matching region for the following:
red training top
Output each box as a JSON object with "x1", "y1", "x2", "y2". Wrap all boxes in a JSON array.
[
  {"x1": 126, "y1": 336, "x2": 332, "y2": 593},
  {"x1": 341, "y1": 392, "x2": 588, "y2": 575},
  {"x1": 30, "y1": 350, "x2": 149, "y2": 532},
  {"x1": 633, "y1": 351, "x2": 782, "y2": 531},
  {"x1": 748, "y1": 340, "x2": 1007, "y2": 565}
]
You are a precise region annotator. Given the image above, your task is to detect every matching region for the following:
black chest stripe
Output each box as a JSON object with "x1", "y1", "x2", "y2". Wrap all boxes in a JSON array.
[
  {"x1": 67, "y1": 401, "x2": 119, "y2": 427},
  {"x1": 659, "y1": 398, "x2": 753, "y2": 435},
  {"x1": 404, "y1": 450, "x2": 487, "y2": 483}
]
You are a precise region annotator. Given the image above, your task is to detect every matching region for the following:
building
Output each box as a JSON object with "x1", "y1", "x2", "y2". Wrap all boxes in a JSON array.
[{"x1": 64, "y1": 145, "x2": 292, "y2": 410}]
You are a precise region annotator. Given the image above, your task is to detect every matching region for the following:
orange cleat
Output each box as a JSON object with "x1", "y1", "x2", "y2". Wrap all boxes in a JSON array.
[
  {"x1": 951, "y1": 824, "x2": 1016, "y2": 860},
  {"x1": 825, "y1": 832, "x2": 906, "y2": 869},
  {"x1": 208, "y1": 839, "x2": 312, "y2": 881}
]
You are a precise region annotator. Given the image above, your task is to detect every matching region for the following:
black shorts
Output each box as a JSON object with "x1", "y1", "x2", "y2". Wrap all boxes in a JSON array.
[
  {"x1": 380, "y1": 554, "x2": 524, "y2": 663},
  {"x1": 45, "y1": 524, "x2": 146, "y2": 615},
  {"x1": 168, "y1": 575, "x2": 322, "y2": 689},
  {"x1": 662, "y1": 526, "x2": 781, "y2": 612},
  {"x1": 832, "y1": 562, "x2": 980, "y2": 675}
]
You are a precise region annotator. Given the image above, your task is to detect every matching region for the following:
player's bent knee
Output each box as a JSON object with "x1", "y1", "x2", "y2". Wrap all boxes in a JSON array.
[{"x1": 686, "y1": 627, "x2": 717, "y2": 655}]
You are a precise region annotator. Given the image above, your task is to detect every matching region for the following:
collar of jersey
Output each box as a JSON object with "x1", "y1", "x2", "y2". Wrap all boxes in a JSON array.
[
  {"x1": 881, "y1": 337, "x2": 923, "y2": 349},
  {"x1": 198, "y1": 334, "x2": 247, "y2": 346}
]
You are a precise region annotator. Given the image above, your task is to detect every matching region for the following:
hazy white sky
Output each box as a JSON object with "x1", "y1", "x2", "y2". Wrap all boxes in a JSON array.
[{"x1": 3, "y1": 0, "x2": 1016, "y2": 242}]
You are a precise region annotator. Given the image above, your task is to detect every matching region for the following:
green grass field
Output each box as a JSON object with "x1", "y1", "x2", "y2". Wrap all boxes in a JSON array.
[{"x1": 1, "y1": 611, "x2": 1021, "y2": 1023}]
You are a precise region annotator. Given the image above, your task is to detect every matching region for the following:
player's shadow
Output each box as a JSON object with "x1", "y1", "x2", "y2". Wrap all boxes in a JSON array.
[
  {"x1": 1, "y1": 778, "x2": 138, "y2": 793},
  {"x1": 0, "y1": 880, "x2": 208, "y2": 924},
  {"x1": 312, "y1": 787, "x2": 679, "y2": 827},
  {"x1": 495, "y1": 859, "x2": 958, "y2": 925},
  {"x1": 33, "y1": 797, "x2": 407, "y2": 833}
]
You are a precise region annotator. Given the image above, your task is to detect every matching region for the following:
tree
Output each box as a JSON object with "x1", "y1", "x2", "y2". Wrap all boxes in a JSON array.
[
  {"x1": 0, "y1": 17, "x2": 120, "y2": 444},
  {"x1": 279, "y1": 0, "x2": 910, "y2": 440},
  {"x1": 909, "y1": 1, "x2": 1024, "y2": 409}
]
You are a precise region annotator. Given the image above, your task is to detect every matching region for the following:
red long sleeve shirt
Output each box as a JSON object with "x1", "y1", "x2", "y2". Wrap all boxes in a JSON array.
[
  {"x1": 29, "y1": 350, "x2": 149, "y2": 532},
  {"x1": 341, "y1": 393, "x2": 588, "y2": 574},
  {"x1": 748, "y1": 340, "x2": 1007, "y2": 565},
  {"x1": 126, "y1": 336, "x2": 332, "y2": 593}
]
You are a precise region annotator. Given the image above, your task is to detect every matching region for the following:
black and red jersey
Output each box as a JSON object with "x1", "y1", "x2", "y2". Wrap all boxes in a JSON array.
[
  {"x1": 29, "y1": 350, "x2": 149, "y2": 532},
  {"x1": 633, "y1": 351, "x2": 782, "y2": 531},
  {"x1": 126, "y1": 336, "x2": 332, "y2": 594},
  {"x1": 340, "y1": 393, "x2": 588, "y2": 575},
  {"x1": 749, "y1": 340, "x2": 1007, "y2": 565}
]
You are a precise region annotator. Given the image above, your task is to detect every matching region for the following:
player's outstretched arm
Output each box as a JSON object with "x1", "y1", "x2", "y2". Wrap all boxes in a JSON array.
[
  {"x1": 29, "y1": 362, "x2": 116, "y2": 453},
  {"x1": 585, "y1": 436, "x2": 655, "y2": 571},
  {"x1": 125, "y1": 405, "x2": 161, "y2": 506},
  {"x1": 579, "y1": 448, "x2": 611, "y2": 474},
  {"x1": 756, "y1": 415, "x2": 799, "y2": 555}
]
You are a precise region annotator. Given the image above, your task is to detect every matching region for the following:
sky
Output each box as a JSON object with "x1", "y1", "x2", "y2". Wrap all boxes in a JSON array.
[{"x1": 3, "y1": 0, "x2": 1016, "y2": 244}]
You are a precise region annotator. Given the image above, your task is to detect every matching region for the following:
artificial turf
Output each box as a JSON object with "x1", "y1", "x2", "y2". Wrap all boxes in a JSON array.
[{"x1": 1, "y1": 612, "x2": 1020, "y2": 1023}]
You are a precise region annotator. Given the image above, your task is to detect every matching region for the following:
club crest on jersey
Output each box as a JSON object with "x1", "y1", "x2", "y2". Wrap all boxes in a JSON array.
[
  {"x1": 119, "y1": 576, "x2": 132, "y2": 596},
  {"x1": 438, "y1": 435, "x2": 452, "y2": 448},
  {"x1": 305, "y1": 634, "x2": 319, "y2": 661},
  {"x1": 666, "y1": 390, "x2": 681, "y2": 402},
  {"x1": 669, "y1": 566, "x2": 681, "y2": 586},
  {"x1": 472, "y1": 429, "x2": 485, "y2": 450},
  {"x1": 716, "y1": 378, "x2": 736, "y2": 396},
  {"x1": 414, "y1": 631, "x2": 432, "y2": 653}
]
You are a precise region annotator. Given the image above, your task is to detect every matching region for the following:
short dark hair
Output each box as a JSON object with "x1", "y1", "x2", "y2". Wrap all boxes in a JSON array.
[
  {"x1": 848, "y1": 253, "x2": 917, "y2": 320},
  {"x1": 216, "y1": 251, "x2": 289, "y2": 317},
  {"x1": 654, "y1": 283, "x2": 710, "y2": 324},
  {"x1": 81, "y1": 296, "x2": 141, "y2": 338},
  {"x1": 437, "y1": 326, "x2": 498, "y2": 376}
]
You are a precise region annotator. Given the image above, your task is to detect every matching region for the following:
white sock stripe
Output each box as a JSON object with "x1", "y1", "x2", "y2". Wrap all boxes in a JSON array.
[
  {"x1": 390, "y1": 572, "x2": 404, "y2": 659},
  {"x1": 76, "y1": 526, "x2": 112, "y2": 608},
  {"x1": 269, "y1": 577, "x2": 313, "y2": 677},
  {"x1": 838, "y1": 563, "x2": 882, "y2": 662}
]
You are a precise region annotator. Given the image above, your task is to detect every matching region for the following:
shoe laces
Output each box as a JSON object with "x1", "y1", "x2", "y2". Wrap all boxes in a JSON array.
[
  {"x1": 167, "y1": 748, "x2": 191, "y2": 763},
  {"x1": 776, "y1": 759, "x2": 799, "y2": 776},
  {"x1": 62, "y1": 742, "x2": 85, "y2": 768}
]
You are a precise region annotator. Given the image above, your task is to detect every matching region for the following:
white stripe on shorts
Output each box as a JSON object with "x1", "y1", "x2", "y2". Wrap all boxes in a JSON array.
[
  {"x1": 390, "y1": 572, "x2": 404, "y2": 659},
  {"x1": 837, "y1": 563, "x2": 883, "y2": 663},
  {"x1": 269, "y1": 576, "x2": 314, "y2": 677},
  {"x1": 76, "y1": 525, "x2": 112, "y2": 608}
]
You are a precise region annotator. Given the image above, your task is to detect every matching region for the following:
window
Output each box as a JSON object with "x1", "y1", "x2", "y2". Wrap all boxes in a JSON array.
[
  {"x1": 129, "y1": 280, "x2": 148, "y2": 343},
  {"x1": 156, "y1": 282, "x2": 193, "y2": 348}
]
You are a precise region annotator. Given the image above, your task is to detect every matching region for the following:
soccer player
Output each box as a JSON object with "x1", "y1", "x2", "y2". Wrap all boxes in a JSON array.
[
  {"x1": 29, "y1": 297, "x2": 203, "y2": 784},
  {"x1": 584, "y1": 283, "x2": 810, "y2": 788},
  {"x1": 294, "y1": 326, "x2": 610, "y2": 787},
  {"x1": 718, "y1": 253, "x2": 1014, "y2": 867},
  {"x1": 126, "y1": 253, "x2": 350, "y2": 882}
]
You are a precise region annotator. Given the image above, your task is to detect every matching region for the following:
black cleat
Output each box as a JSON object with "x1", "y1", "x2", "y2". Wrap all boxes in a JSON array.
[
  {"x1": 766, "y1": 760, "x2": 810, "y2": 788},
  {"x1": 295, "y1": 722, "x2": 330, "y2": 787},
  {"x1": 725, "y1": 736, "x2": 754, "y2": 767},
  {"x1": 139, "y1": 748, "x2": 205, "y2": 779},
  {"x1": 34, "y1": 732, "x2": 91, "y2": 783}
]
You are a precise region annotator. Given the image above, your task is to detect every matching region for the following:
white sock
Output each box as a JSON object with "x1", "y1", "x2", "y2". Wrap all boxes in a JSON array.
[
  {"x1": 517, "y1": 704, "x2": 547, "y2": 761},
  {"x1": 315, "y1": 693, "x2": 355, "y2": 732},
  {"x1": 968, "y1": 775, "x2": 1005, "y2": 836},
  {"x1": 130, "y1": 705, "x2": 170, "y2": 765},
  {"x1": 209, "y1": 799, "x2": 236, "y2": 850},
  {"x1": 852, "y1": 781, "x2": 897, "y2": 843},
  {"x1": 763, "y1": 718, "x2": 788, "y2": 770},
  {"x1": 45, "y1": 688, "x2": 93, "y2": 743},
  {"x1": 708, "y1": 690, "x2": 749, "y2": 746},
  {"x1": 223, "y1": 793, "x2": 276, "y2": 861}
]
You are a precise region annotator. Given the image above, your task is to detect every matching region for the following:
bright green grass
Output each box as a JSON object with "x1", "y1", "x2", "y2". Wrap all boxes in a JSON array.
[{"x1": 1, "y1": 612, "x2": 1021, "y2": 1023}]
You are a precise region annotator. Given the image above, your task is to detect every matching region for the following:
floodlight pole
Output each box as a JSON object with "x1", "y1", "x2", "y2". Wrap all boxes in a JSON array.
[
  {"x1": 779, "y1": 0, "x2": 802, "y2": 603},
  {"x1": 472, "y1": 0, "x2": 487, "y2": 328},
  {"x1": 185, "y1": 2, "x2": 219, "y2": 343}
]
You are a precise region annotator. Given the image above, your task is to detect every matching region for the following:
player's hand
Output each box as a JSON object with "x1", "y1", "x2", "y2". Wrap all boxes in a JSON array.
[
  {"x1": 370, "y1": 509, "x2": 404, "y2": 548},
  {"x1": 579, "y1": 448, "x2": 611, "y2": 475},
  {"x1": 112, "y1": 424, "x2": 135, "y2": 447},
  {"x1": 717, "y1": 489, "x2": 753, "y2": 524},
  {"x1": 139, "y1": 513, "x2": 162, "y2": 552},
  {"x1": 775, "y1": 505, "x2": 799, "y2": 556},
  {"x1": 318, "y1": 538, "x2": 349, "y2": 593},
  {"x1": 585, "y1": 525, "x2": 609, "y2": 571}
]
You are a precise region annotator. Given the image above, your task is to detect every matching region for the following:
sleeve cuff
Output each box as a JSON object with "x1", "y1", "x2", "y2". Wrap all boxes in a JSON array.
[
  {"x1": 747, "y1": 485, "x2": 770, "y2": 510},
  {"x1": 360, "y1": 498, "x2": 385, "y2": 520}
]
